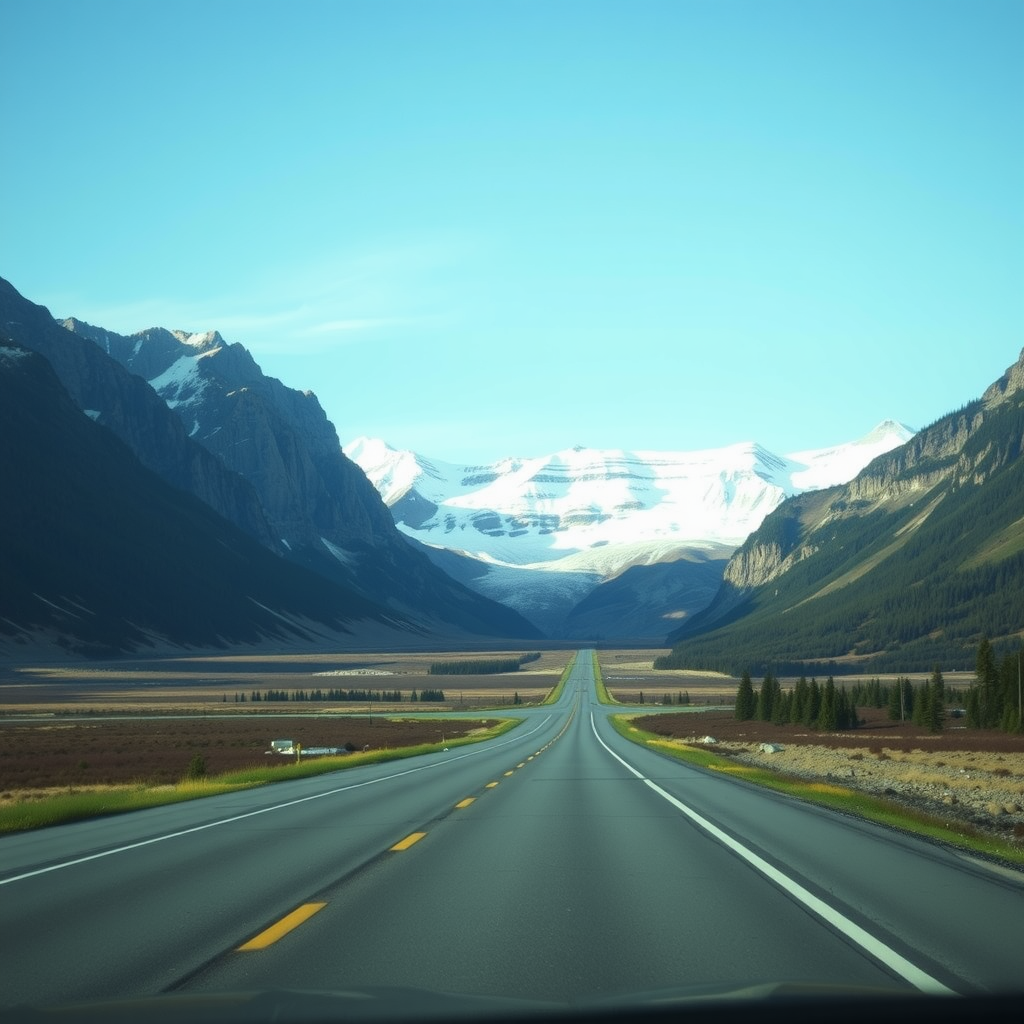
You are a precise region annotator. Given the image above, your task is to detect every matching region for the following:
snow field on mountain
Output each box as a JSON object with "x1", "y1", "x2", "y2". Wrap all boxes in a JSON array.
[{"x1": 345, "y1": 422, "x2": 915, "y2": 574}]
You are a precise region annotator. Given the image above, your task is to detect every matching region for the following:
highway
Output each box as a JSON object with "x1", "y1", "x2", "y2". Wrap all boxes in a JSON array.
[{"x1": 2, "y1": 650, "x2": 1023, "y2": 1013}]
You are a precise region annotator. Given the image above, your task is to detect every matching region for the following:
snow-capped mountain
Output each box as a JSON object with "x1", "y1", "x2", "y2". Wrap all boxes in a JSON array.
[
  {"x1": 346, "y1": 424, "x2": 914, "y2": 567},
  {"x1": 345, "y1": 424, "x2": 915, "y2": 637}
]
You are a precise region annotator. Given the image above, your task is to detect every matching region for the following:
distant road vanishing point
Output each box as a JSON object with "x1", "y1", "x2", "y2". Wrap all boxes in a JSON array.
[{"x1": 2, "y1": 651, "x2": 1023, "y2": 1012}]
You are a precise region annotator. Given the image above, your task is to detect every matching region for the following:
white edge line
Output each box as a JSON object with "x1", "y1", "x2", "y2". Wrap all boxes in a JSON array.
[
  {"x1": 0, "y1": 715, "x2": 552, "y2": 887},
  {"x1": 589, "y1": 712, "x2": 956, "y2": 996}
]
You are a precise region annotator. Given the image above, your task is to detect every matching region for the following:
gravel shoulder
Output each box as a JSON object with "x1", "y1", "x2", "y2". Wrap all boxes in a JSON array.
[{"x1": 632, "y1": 709, "x2": 1024, "y2": 845}]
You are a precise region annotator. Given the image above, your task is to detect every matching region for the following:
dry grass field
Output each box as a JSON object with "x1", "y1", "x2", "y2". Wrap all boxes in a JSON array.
[
  {"x1": 0, "y1": 648, "x2": 570, "y2": 807},
  {"x1": 0, "y1": 648, "x2": 570, "y2": 714},
  {"x1": 0, "y1": 715, "x2": 502, "y2": 800},
  {"x1": 597, "y1": 648, "x2": 738, "y2": 703}
]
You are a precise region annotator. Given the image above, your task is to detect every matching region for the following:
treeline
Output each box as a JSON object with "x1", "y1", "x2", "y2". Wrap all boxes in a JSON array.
[
  {"x1": 730, "y1": 635, "x2": 1024, "y2": 735},
  {"x1": 734, "y1": 672, "x2": 859, "y2": 730},
  {"x1": 630, "y1": 691, "x2": 693, "y2": 705},
  {"x1": 231, "y1": 688, "x2": 445, "y2": 703},
  {"x1": 966, "y1": 637, "x2": 1023, "y2": 733},
  {"x1": 848, "y1": 674, "x2": 960, "y2": 732},
  {"x1": 428, "y1": 652, "x2": 541, "y2": 675},
  {"x1": 846, "y1": 638, "x2": 1023, "y2": 734}
]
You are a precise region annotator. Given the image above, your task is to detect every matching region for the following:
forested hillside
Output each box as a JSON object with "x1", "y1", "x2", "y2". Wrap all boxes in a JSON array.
[{"x1": 657, "y1": 350, "x2": 1024, "y2": 675}]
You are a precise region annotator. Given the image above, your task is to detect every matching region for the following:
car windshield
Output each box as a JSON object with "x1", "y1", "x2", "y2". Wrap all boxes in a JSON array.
[{"x1": 1, "y1": 1, "x2": 1023, "y2": 1022}]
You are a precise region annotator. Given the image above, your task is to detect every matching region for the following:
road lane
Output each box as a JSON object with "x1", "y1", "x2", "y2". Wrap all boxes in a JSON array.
[
  {"x1": 180, "y1": 679, "x2": 912, "y2": 1001},
  {"x1": 0, "y1": 675, "x2": 573, "y2": 1006},
  {"x1": 3, "y1": 650, "x2": 1023, "y2": 1012},
  {"x1": 588, "y1": 707, "x2": 1024, "y2": 990}
]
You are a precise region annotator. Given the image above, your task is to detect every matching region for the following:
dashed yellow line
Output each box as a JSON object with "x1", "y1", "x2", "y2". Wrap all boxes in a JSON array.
[
  {"x1": 485, "y1": 781, "x2": 499, "y2": 789},
  {"x1": 237, "y1": 902, "x2": 326, "y2": 951},
  {"x1": 503, "y1": 771, "x2": 514, "y2": 777},
  {"x1": 391, "y1": 831, "x2": 427, "y2": 851},
  {"x1": 455, "y1": 797, "x2": 475, "y2": 809}
]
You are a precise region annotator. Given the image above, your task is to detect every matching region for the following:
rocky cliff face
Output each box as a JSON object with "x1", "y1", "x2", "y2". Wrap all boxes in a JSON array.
[
  {"x1": 60, "y1": 308, "x2": 538, "y2": 638},
  {"x1": 983, "y1": 347, "x2": 1024, "y2": 408},
  {"x1": 716, "y1": 348, "x2": 1024, "y2": 595},
  {"x1": 66, "y1": 319, "x2": 393, "y2": 553}
]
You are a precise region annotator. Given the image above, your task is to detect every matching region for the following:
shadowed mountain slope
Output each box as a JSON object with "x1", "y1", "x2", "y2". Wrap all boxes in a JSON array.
[
  {"x1": 0, "y1": 341, "x2": 408, "y2": 657},
  {"x1": 60, "y1": 311, "x2": 538, "y2": 640}
]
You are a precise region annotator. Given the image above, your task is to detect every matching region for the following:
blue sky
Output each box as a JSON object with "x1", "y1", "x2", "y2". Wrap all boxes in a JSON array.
[{"x1": 2, "y1": 0, "x2": 1022, "y2": 464}]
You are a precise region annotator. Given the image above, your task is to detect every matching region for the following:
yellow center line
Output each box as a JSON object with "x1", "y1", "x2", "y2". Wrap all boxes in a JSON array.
[
  {"x1": 503, "y1": 771, "x2": 514, "y2": 777},
  {"x1": 455, "y1": 797, "x2": 475, "y2": 808},
  {"x1": 517, "y1": 762, "x2": 526, "y2": 768},
  {"x1": 237, "y1": 902, "x2": 326, "y2": 951},
  {"x1": 391, "y1": 831, "x2": 428, "y2": 851},
  {"x1": 485, "y1": 781, "x2": 499, "y2": 788}
]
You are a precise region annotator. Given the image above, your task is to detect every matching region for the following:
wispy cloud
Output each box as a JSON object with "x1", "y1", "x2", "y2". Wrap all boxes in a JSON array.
[{"x1": 57, "y1": 235, "x2": 476, "y2": 353}]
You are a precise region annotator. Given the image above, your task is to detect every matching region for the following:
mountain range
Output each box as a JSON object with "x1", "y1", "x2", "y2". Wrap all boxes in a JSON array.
[
  {"x1": 4, "y1": 268, "x2": 1022, "y2": 670},
  {"x1": 345, "y1": 424, "x2": 914, "y2": 638}
]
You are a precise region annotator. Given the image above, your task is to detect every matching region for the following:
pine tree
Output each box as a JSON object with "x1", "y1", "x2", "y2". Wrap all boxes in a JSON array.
[
  {"x1": 771, "y1": 687, "x2": 789, "y2": 725},
  {"x1": 734, "y1": 671, "x2": 756, "y2": 720},
  {"x1": 791, "y1": 677, "x2": 808, "y2": 724},
  {"x1": 966, "y1": 686, "x2": 982, "y2": 728},
  {"x1": 869, "y1": 677, "x2": 884, "y2": 708},
  {"x1": 755, "y1": 672, "x2": 778, "y2": 722},
  {"x1": 912, "y1": 682, "x2": 928, "y2": 727},
  {"x1": 887, "y1": 679, "x2": 902, "y2": 721},
  {"x1": 803, "y1": 678, "x2": 821, "y2": 727},
  {"x1": 836, "y1": 687, "x2": 851, "y2": 730},
  {"x1": 998, "y1": 648, "x2": 1023, "y2": 733},
  {"x1": 976, "y1": 636, "x2": 1000, "y2": 728},
  {"x1": 817, "y1": 677, "x2": 838, "y2": 730},
  {"x1": 927, "y1": 665, "x2": 945, "y2": 733},
  {"x1": 902, "y1": 677, "x2": 915, "y2": 721}
]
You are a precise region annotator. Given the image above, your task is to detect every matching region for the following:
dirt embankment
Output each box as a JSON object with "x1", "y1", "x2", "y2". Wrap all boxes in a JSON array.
[{"x1": 634, "y1": 709, "x2": 1024, "y2": 843}]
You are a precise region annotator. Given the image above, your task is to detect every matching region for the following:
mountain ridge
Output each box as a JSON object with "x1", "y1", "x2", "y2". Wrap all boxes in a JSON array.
[
  {"x1": 0, "y1": 339, "x2": 411, "y2": 658},
  {"x1": 658, "y1": 347, "x2": 1024, "y2": 673},
  {"x1": 57, "y1": 308, "x2": 539, "y2": 641}
]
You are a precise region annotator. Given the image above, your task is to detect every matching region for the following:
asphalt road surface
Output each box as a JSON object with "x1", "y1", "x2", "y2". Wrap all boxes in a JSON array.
[{"x1": 2, "y1": 650, "x2": 1023, "y2": 1014}]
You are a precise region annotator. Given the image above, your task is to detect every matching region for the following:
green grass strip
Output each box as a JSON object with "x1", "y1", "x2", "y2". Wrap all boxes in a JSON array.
[
  {"x1": 592, "y1": 651, "x2": 617, "y2": 704},
  {"x1": 609, "y1": 715, "x2": 1024, "y2": 868},
  {"x1": 541, "y1": 652, "x2": 577, "y2": 705},
  {"x1": 0, "y1": 718, "x2": 522, "y2": 835}
]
